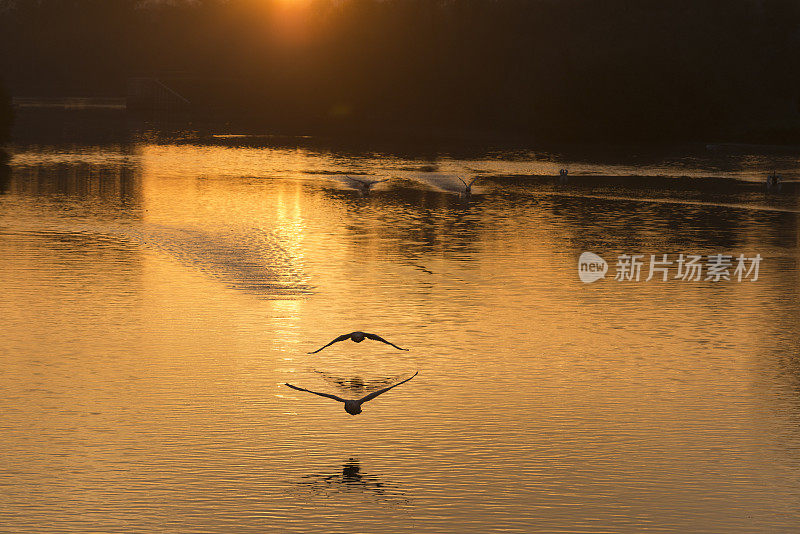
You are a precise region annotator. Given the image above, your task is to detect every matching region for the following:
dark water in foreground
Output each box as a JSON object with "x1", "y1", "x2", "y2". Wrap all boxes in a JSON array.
[{"x1": 1, "y1": 113, "x2": 800, "y2": 533}]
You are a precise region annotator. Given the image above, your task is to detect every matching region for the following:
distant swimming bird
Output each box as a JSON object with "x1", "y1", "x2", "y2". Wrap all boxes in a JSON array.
[
  {"x1": 285, "y1": 371, "x2": 419, "y2": 415},
  {"x1": 767, "y1": 171, "x2": 782, "y2": 190},
  {"x1": 308, "y1": 331, "x2": 409, "y2": 354},
  {"x1": 457, "y1": 176, "x2": 478, "y2": 195}
]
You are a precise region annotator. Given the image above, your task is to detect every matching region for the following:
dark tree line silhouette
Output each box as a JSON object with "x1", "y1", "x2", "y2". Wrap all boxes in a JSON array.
[
  {"x1": 0, "y1": 78, "x2": 10, "y2": 142},
  {"x1": 1, "y1": 0, "x2": 799, "y2": 142}
]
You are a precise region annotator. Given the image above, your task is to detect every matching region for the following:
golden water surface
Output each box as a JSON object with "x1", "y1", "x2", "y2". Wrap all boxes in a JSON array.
[{"x1": 1, "y1": 134, "x2": 800, "y2": 533}]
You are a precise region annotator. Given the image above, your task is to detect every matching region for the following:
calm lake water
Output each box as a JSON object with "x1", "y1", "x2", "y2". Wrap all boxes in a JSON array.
[{"x1": 2, "y1": 110, "x2": 800, "y2": 533}]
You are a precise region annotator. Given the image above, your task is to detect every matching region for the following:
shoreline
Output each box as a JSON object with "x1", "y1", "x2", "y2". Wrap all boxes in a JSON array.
[{"x1": 9, "y1": 97, "x2": 800, "y2": 152}]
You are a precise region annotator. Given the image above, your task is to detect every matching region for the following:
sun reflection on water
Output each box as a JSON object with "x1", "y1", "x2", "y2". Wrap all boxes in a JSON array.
[{"x1": 1, "y1": 138, "x2": 800, "y2": 533}]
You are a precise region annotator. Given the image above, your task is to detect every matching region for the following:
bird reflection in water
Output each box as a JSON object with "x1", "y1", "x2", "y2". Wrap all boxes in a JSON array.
[
  {"x1": 285, "y1": 371, "x2": 418, "y2": 415},
  {"x1": 312, "y1": 369, "x2": 405, "y2": 395},
  {"x1": 296, "y1": 458, "x2": 411, "y2": 507}
]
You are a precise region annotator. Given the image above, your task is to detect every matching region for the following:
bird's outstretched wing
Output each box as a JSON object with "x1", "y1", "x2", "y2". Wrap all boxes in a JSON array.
[
  {"x1": 347, "y1": 176, "x2": 378, "y2": 186},
  {"x1": 467, "y1": 177, "x2": 478, "y2": 187},
  {"x1": 364, "y1": 332, "x2": 409, "y2": 351},
  {"x1": 285, "y1": 382, "x2": 346, "y2": 403},
  {"x1": 308, "y1": 333, "x2": 352, "y2": 354},
  {"x1": 353, "y1": 177, "x2": 388, "y2": 187},
  {"x1": 457, "y1": 176, "x2": 468, "y2": 187},
  {"x1": 357, "y1": 371, "x2": 419, "y2": 404}
]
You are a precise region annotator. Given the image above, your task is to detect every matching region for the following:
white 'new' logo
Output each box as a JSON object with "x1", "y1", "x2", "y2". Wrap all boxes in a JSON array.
[{"x1": 578, "y1": 252, "x2": 607, "y2": 283}]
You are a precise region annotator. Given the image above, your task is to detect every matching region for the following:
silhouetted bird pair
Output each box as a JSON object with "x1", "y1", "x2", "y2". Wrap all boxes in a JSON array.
[{"x1": 286, "y1": 331, "x2": 417, "y2": 415}]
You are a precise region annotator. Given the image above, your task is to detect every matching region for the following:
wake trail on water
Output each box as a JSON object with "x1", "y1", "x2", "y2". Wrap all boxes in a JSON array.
[
  {"x1": 540, "y1": 191, "x2": 800, "y2": 214},
  {"x1": 3, "y1": 218, "x2": 311, "y2": 298},
  {"x1": 132, "y1": 224, "x2": 311, "y2": 297}
]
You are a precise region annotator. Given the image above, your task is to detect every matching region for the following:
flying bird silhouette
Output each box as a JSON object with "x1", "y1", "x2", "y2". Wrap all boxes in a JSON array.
[
  {"x1": 308, "y1": 331, "x2": 409, "y2": 354},
  {"x1": 285, "y1": 371, "x2": 419, "y2": 415}
]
